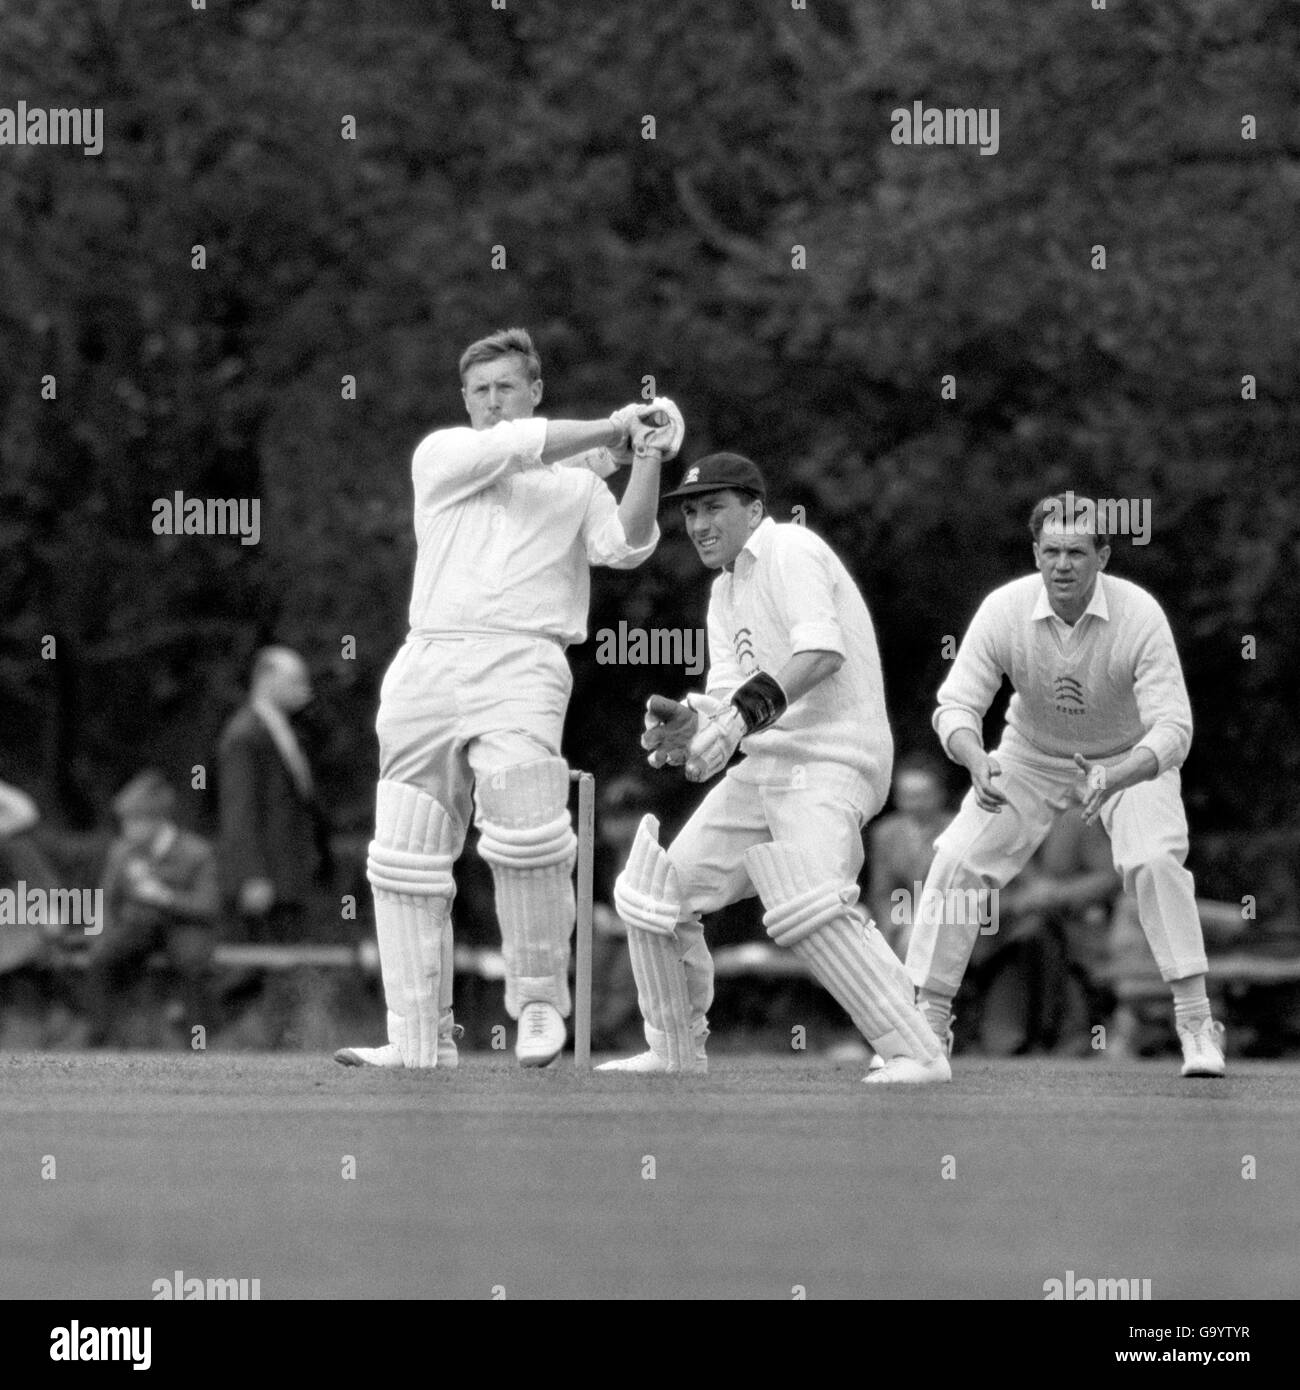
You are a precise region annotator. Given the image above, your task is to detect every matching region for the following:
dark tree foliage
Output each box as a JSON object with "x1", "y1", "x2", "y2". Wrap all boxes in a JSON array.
[{"x1": 0, "y1": 0, "x2": 1295, "y2": 848}]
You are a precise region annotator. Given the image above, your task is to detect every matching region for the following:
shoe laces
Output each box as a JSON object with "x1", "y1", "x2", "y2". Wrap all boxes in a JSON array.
[{"x1": 525, "y1": 1007, "x2": 550, "y2": 1038}]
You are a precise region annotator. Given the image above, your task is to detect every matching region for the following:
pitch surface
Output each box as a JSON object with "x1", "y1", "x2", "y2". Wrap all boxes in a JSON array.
[{"x1": 1, "y1": 1053, "x2": 1295, "y2": 1300}]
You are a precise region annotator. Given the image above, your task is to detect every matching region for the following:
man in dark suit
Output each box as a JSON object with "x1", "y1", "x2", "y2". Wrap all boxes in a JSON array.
[{"x1": 217, "y1": 646, "x2": 329, "y2": 944}]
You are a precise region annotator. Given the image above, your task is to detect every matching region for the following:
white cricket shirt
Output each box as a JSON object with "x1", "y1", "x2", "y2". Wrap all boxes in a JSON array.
[
  {"x1": 406, "y1": 417, "x2": 658, "y2": 645},
  {"x1": 704, "y1": 517, "x2": 893, "y2": 808}
]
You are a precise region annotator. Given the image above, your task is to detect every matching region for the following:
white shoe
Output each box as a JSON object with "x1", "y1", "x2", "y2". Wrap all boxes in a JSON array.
[
  {"x1": 595, "y1": 1044, "x2": 708, "y2": 1075},
  {"x1": 1178, "y1": 1017, "x2": 1226, "y2": 1077},
  {"x1": 866, "y1": 1012, "x2": 954, "y2": 1072},
  {"x1": 515, "y1": 1001, "x2": 566, "y2": 1067},
  {"x1": 334, "y1": 1042, "x2": 406, "y2": 1068},
  {"x1": 334, "y1": 1030, "x2": 462, "y2": 1070},
  {"x1": 862, "y1": 1053, "x2": 952, "y2": 1085}
]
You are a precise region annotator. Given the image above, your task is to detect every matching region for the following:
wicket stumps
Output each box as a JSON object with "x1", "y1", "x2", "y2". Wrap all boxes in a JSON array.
[{"x1": 570, "y1": 770, "x2": 595, "y2": 1068}]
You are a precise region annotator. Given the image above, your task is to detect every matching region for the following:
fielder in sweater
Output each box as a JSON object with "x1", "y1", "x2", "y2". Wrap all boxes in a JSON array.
[
  {"x1": 905, "y1": 493, "x2": 1225, "y2": 1077},
  {"x1": 600, "y1": 453, "x2": 948, "y2": 1084}
]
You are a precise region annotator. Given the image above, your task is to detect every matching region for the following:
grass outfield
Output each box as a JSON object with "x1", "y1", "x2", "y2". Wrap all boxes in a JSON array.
[{"x1": 0, "y1": 1051, "x2": 1296, "y2": 1301}]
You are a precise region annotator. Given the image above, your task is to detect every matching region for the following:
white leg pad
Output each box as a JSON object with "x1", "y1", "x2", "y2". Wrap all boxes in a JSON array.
[
  {"x1": 613, "y1": 815, "x2": 700, "y2": 1072},
  {"x1": 745, "y1": 840, "x2": 940, "y2": 1063},
  {"x1": 476, "y1": 757, "x2": 577, "y2": 1019},
  {"x1": 366, "y1": 780, "x2": 458, "y2": 1067}
]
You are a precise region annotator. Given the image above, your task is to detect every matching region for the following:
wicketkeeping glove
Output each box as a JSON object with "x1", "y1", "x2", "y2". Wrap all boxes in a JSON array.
[
  {"x1": 641, "y1": 695, "x2": 700, "y2": 769},
  {"x1": 684, "y1": 672, "x2": 788, "y2": 783}
]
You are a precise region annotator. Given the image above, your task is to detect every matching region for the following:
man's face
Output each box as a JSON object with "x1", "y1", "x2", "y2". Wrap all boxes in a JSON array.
[
  {"x1": 680, "y1": 491, "x2": 761, "y2": 570},
  {"x1": 1033, "y1": 521, "x2": 1109, "y2": 617},
  {"x1": 461, "y1": 355, "x2": 543, "y2": 431},
  {"x1": 263, "y1": 656, "x2": 313, "y2": 713},
  {"x1": 894, "y1": 771, "x2": 945, "y2": 819}
]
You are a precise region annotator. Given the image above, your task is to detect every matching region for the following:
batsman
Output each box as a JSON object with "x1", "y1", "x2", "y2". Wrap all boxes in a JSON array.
[
  {"x1": 336, "y1": 327, "x2": 682, "y2": 1069},
  {"x1": 600, "y1": 454, "x2": 949, "y2": 1084}
]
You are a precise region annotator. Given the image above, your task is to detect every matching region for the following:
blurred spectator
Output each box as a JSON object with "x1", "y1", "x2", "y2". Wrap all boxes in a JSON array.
[
  {"x1": 967, "y1": 813, "x2": 1121, "y2": 1055},
  {"x1": 84, "y1": 771, "x2": 219, "y2": 1047},
  {"x1": 867, "y1": 753, "x2": 954, "y2": 958},
  {"x1": 0, "y1": 781, "x2": 51, "y2": 976},
  {"x1": 216, "y1": 645, "x2": 330, "y2": 943}
]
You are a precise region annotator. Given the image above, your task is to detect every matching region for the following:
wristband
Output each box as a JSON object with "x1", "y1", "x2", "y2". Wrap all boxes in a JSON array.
[{"x1": 730, "y1": 671, "x2": 787, "y2": 734}]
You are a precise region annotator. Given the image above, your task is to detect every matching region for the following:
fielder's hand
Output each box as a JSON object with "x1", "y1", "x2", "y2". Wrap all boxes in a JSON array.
[
  {"x1": 642, "y1": 695, "x2": 699, "y2": 769},
  {"x1": 1072, "y1": 753, "x2": 1110, "y2": 826},
  {"x1": 684, "y1": 706, "x2": 747, "y2": 783},
  {"x1": 969, "y1": 754, "x2": 1007, "y2": 813}
]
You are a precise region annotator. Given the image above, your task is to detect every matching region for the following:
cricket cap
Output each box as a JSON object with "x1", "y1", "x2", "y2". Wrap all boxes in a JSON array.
[{"x1": 663, "y1": 453, "x2": 766, "y2": 503}]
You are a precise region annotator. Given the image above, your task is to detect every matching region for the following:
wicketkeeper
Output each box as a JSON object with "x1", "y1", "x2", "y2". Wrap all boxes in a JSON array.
[
  {"x1": 904, "y1": 493, "x2": 1226, "y2": 1078},
  {"x1": 599, "y1": 453, "x2": 950, "y2": 1084},
  {"x1": 336, "y1": 327, "x2": 682, "y2": 1069}
]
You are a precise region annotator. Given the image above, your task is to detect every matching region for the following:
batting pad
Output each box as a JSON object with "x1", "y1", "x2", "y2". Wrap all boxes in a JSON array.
[
  {"x1": 745, "y1": 841, "x2": 940, "y2": 1063},
  {"x1": 613, "y1": 815, "x2": 700, "y2": 1071},
  {"x1": 366, "y1": 780, "x2": 458, "y2": 1067},
  {"x1": 476, "y1": 757, "x2": 577, "y2": 1019}
]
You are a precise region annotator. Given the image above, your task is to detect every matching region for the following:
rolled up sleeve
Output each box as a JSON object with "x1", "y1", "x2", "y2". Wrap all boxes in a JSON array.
[
  {"x1": 582, "y1": 479, "x2": 659, "y2": 569},
  {"x1": 776, "y1": 536, "x2": 846, "y2": 657}
]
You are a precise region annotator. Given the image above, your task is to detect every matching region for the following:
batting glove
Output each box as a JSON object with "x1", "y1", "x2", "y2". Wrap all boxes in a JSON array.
[
  {"x1": 647, "y1": 396, "x2": 686, "y2": 459},
  {"x1": 610, "y1": 402, "x2": 655, "y2": 449}
]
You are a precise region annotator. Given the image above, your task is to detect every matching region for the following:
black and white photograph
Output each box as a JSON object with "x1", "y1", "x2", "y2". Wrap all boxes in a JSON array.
[{"x1": 0, "y1": 0, "x2": 1296, "y2": 1342}]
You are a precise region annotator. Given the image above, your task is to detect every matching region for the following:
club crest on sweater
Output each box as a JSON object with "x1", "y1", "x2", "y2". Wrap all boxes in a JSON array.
[{"x1": 1052, "y1": 674, "x2": 1086, "y2": 715}]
